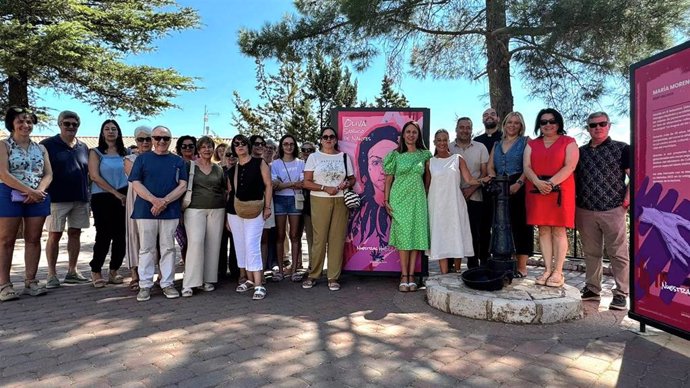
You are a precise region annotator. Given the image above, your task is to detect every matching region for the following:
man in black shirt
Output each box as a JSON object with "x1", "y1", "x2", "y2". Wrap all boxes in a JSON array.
[{"x1": 575, "y1": 112, "x2": 630, "y2": 310}]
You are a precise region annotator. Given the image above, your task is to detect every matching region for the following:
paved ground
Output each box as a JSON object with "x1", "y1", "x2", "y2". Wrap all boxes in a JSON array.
[{"x1": 1, "y1": 226, "x2": 689, "y2": 387}]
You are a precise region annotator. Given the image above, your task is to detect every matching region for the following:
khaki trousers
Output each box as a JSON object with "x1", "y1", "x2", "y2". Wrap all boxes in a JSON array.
[
  {"x1": 575, "y1": 206, "x2": 629, "y2": 296},
  {"x1": 308, "y1": 196, "x2": 348, "y2": 281},
  {"x1": 183, "y1": 208, "x2": 224, "y2": 288}
]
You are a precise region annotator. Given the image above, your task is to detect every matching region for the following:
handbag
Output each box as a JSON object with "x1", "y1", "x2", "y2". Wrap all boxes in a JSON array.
[
  {"x1": 233, "y1": 162, "x2": 264, "y2": 219},
  {"x1": 342, "y1": 153, "x2": 361, "y2": 209},
  {"x1": 529, "y1": 175, "x2": 562, "y2": 206},
  {"x1": 281, "y1": 159, "x2": 304, "y2": 210},
  {"x1": 181, "y1": 161, "x2": 195, "y2": 210}
]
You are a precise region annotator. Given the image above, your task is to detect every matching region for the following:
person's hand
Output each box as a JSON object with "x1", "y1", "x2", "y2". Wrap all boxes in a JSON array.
[
  {"x1": 293, "y1": 181, "x2": 304, "y2": 189},
  {"x1": 336, "y1": 181, "x2": 349, "y2": 191},
  {"x1": 461, "y1": 187, "x2": 474, "y2": 199},
  {"x1": 480, "y1": 176, "x2": 494, "y2": 184},
  {"x1": 509, "y1": 183, "x2": 521, "y2": 195},
  {"x1": 536, "y1": 180, "x2": 553, "y2": 195},
  {"x1": 151, "y1": 197, "x2": 166, "y2": 209},
  {"x1": 116, "y1": 192, "x2": 126, "y2": 206},
  {"x1": 25, "y1": 189, "x2": 45, "y2": 203},
  {"x1": 263, "y1": 207, "x2": 272, "y2": 220},
  {"x1": 324, "y1": 186, "x2": 338, "y2": 196},
  {"x1": 226, "y1": 219, "x2": 232, "y2": 231},
  {"x1": 623, "y1": 197, "x2": 630, "y2": 209}
]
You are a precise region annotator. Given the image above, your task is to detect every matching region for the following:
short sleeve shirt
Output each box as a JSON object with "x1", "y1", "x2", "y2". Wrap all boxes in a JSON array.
[
  {"x1": 271, "y1": 158, "x2": 305, "y2": 196},
  {"x1": 449, "y1": 140, "x2": 489, "y2": 201},
  {"x1": 40, "y1": 135, "x2": 89, "y2": 202},
  {"x1": 304, "y1": 151, "x2": 354, "y2": 198},
  {"x1": 128, "y1": 152, "x2": 188, "y2": 219}
]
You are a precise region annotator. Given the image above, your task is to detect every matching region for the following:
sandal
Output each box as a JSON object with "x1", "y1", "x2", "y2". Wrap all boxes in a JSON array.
[
  {"x1": 271, "y1": 272, "x2": 284, "y2": 282},
  {"x1": 22, "y1": 280, "x2": 47, "y2": 296},
  {"x1": 291, "y1": 271, "x2": 305, "y2": 282},
  {"x1": 0, "y1": 282, "x2": 19, "y2": 302},
  {"x1": 252, "y1": 286, "x2": 267, "y2": 300},
  {"x1": 328, "y1": 281, "x2": 341, "y2": 291},
  {"x1": 108, "y1": 273, "x2": 124, "y2": 284},
  {"x1": 398, "y1": 275, "x2": 409, "y2": 292},
  {"x1": 181, "y1": 288, "x2": 193, "y2": 297},
  {"x1": 546, "y1": 272, "x2": 565, "y2": 288},
  {"x1": 235, "y1": 280, "x2": 255, "y2": 293},
  {"x1": 535, "y1": 270, "x2": 552, "y2": 286},
  {"x1": 514, "y1": 271, "x2": 527, "y2": 278},
  {"x1": 129, "y1": 279, "x2": 140, "y2": 291},
  {"x1": 92, "y1": 277, "x2": 107, "y2": 288},
  {"x1": 302, "y1": 278, "x2": 316, "y2": 289},
  {"x1": 407, "y1": 275, "x2": 418, "y2": 292}
]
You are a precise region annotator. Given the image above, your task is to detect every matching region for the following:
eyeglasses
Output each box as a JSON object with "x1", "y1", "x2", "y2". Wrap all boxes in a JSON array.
[
  {"x1": 180, "y1": 144, "x2": 195, "y2": 150},
  {"x1": 61, "y1": 121, "x2": 80, "y2": 128},
  {"x1": 588, "y1": 121, "x2": 608, "y2": 128},
  {"x1": 152, "y1": 136, "x2": 171, "y2": 142},
  {"x1": 233, "y1": 141, "x2": 247, "y2": 147},
  {"x1": 539, "y1": 119, "x2": 558, "y2": 126},
  {"x1": 321, "y1": 134, "x2": 337, "y2": 140},
  {"x1": 136, "y1": 137, "x2": 152, "y2": 143},
  {"x1": 253, "y1": 141, "x2": 266, "y2": 147},
  {"x1": 301, "y1": 148, "x2": 315, "y2": 153}
]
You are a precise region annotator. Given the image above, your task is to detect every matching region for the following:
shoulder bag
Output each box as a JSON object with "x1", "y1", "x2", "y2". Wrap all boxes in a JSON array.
[
  {"x1": 281, "y1": 159, "x2": 304, "y2": 210},
  {"x1": 342, "y1": 153, "x2": 361, "y2": 209},
  {"x1": 181, "y1": 161, "x2": 195, "y2": 210},
  {"x1": 233, "y1": 162, "x2": 264, "y2": 219}
]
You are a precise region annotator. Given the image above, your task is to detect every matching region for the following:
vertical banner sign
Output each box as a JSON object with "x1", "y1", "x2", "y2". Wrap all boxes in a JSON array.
[
  {"x1": 630, "y1": 40, "x2": 690, "y2": 340},
  {"x1": 332, "y1": 108, "x2": 430, "y2": 276}
]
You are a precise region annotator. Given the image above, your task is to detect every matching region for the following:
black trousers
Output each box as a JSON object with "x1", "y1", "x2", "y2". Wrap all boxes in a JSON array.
[
  {"x1": 466, "y1": 199, "x2": 488, "y2": 268},
  {"x1": 89, "y1": 188, "x2": 127, "y2": 273},
  {"x1": 218, "y1": 226, "x2": 239, "y2": 279}
]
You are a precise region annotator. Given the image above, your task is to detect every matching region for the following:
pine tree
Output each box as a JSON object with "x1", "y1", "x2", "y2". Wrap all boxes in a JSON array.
[{"x1": 374, "y1": 76, "x2": 409, "y2": 108}]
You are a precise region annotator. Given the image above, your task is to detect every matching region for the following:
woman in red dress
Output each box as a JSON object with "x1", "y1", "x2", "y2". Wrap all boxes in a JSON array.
[{"x1": 523, "y1": 108, "x2": 579, "y2": 287}]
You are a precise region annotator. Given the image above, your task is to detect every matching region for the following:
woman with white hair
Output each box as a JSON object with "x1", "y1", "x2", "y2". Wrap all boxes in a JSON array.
[{"x1": 123, "y1": 126, "x2": 152, "y2": 291}]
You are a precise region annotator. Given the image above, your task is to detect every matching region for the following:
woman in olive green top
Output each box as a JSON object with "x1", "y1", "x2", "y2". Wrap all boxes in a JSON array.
[{"x1": 181, "y1": 136, "x2": 226, "y2": 297}]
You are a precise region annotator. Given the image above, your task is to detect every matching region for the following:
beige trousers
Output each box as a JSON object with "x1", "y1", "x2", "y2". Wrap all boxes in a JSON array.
[{"x1": 308, "y1": 196, "x2": 348, "y2": 281}]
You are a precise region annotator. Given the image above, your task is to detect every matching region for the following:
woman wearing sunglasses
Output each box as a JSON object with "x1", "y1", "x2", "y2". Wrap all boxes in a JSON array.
[
  {"x1": 0, "y1": 107, "x2": 52, "y2": 301},
  {"x1": 124, "y1": 126, "x2": 153, "y2": 290},
  {"x1": 87, "y1": 119, "x2": 129, "y2": 288},
  {"x1": 226, "y1": 135, "x2": 273, "y2": 300},
  {"x1": 524, "y1": 108, "x2": 579, "y2": 288},
  {"x1": 301, "y1": 127, "x2": 355, "y2": 291}
]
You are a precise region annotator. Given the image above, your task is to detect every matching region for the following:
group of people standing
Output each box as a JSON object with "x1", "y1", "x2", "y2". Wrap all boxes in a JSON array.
[{"x1": 0, "y1": 105, "x2": 630, "y2": 310}]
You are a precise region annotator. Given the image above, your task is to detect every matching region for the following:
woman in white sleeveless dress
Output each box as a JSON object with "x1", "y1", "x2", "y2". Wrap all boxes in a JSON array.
[{"x1": 425, "y1": 129, "x2": 480, "y2": 274}]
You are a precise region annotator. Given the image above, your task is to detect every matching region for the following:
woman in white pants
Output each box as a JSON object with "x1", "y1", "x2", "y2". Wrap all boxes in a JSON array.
[
  {"x1": 226, "y1": 134, "x2": 273, "y2": 300},
  {"x1": 181, "y1": 136, "x2": 226, "y2": 297}
]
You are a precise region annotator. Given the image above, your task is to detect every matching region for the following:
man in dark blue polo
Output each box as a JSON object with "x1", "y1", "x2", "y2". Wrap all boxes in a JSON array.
[{"x1": 41, "y1": 110, "x2": 90, "y2": 288}]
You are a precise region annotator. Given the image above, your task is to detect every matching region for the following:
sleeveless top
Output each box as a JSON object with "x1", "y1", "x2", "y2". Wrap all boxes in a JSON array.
[
  {"x1": 492, "y1": 136, "x2": 528, "y2": 176},
  {"x1": 2, "y1": 137, "x2": 45, "y2": 189},
  {"x1": 91, "y1": 148, "x2": 128, "y2": 194},
  {"x1": 225, "y1": 157, "x2": 265, "y2": 214}
]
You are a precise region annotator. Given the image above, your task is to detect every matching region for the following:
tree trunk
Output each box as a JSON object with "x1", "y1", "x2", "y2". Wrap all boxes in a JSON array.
[
  {"x1": 485, "y1": 0, "x2": 513, "y2": 122},
  {"x1": 8, "y1": 70, "x2": 29, "y2": 107}
]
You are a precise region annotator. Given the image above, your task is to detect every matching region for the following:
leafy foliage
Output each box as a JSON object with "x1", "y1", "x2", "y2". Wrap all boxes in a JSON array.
[
  {"x1": 238, "y1": 0, "x2": 689, "y2": 121},
  {"x1": 0, "y1": 0, "x2": 200, "y2": 118},
  {"x1": 374, "y1": 75, "x2": 409, "y2": 108}
]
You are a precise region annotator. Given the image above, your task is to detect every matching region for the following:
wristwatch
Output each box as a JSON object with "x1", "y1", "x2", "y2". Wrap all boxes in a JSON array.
[{"x1": 517, "y1": 179, "x2": 524, "y2": 186}]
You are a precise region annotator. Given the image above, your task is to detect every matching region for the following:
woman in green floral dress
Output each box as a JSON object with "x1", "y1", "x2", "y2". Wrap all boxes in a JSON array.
[{"x1": 383, "y1": 121, "x2": 432, "y2": 292}]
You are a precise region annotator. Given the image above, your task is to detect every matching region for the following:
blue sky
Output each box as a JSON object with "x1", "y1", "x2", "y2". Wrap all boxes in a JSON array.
[{"x1": 37, "y1": 0, "x2": 630, "y2": 143}]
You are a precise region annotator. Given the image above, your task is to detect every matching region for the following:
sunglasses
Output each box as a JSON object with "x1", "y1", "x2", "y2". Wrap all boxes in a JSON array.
[
  {"x1": 321, "y1": 134, "x2": 337, "y2": 140},
  {"x1": 225, "y1": 152, "x2": 234, "y2": 157},
  {"x1": 180, "y1": 144, "x2": 195, "y2": 150},
  {"x1": 539, "y1": 119, "x2": 558, "y2": 126},
  {"x1": 588, "y1": 121, "x2": 608, "y2": 128},
  {"x1": 152, "y1": 136, "x2": 171, "y2": 142},
  {"x1": 136, "y1": 137, "x2": 152, "y2": 143},
  {"x1": 61, "y1": 121, "x2": 80, "y2": 128},
  {"x1": 253, "y1": 141, "x2": 266, "y2": 147},
  {"x1": 233, "y1": 141, "x2": 247, "y2": 147},
  {"x1": 301, "y1": 148, "x2": 315, "y2": 153}
]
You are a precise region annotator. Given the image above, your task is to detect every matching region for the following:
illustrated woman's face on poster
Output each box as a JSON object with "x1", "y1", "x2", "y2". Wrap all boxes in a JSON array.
[{"x1": 368, "y1": 139, "x2": 397, "y2": 195}]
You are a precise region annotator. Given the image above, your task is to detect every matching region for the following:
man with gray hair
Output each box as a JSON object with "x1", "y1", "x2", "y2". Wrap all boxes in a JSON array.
[
  {"x1": 576, "y1": 112, "x2": 630, "y2": 310},
  {"x1": 128, "y1": 126, "x2": 188, "y2": 301},
  {"x1": 41, "y1": 110, "x2": 90, "y2": 287}
]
